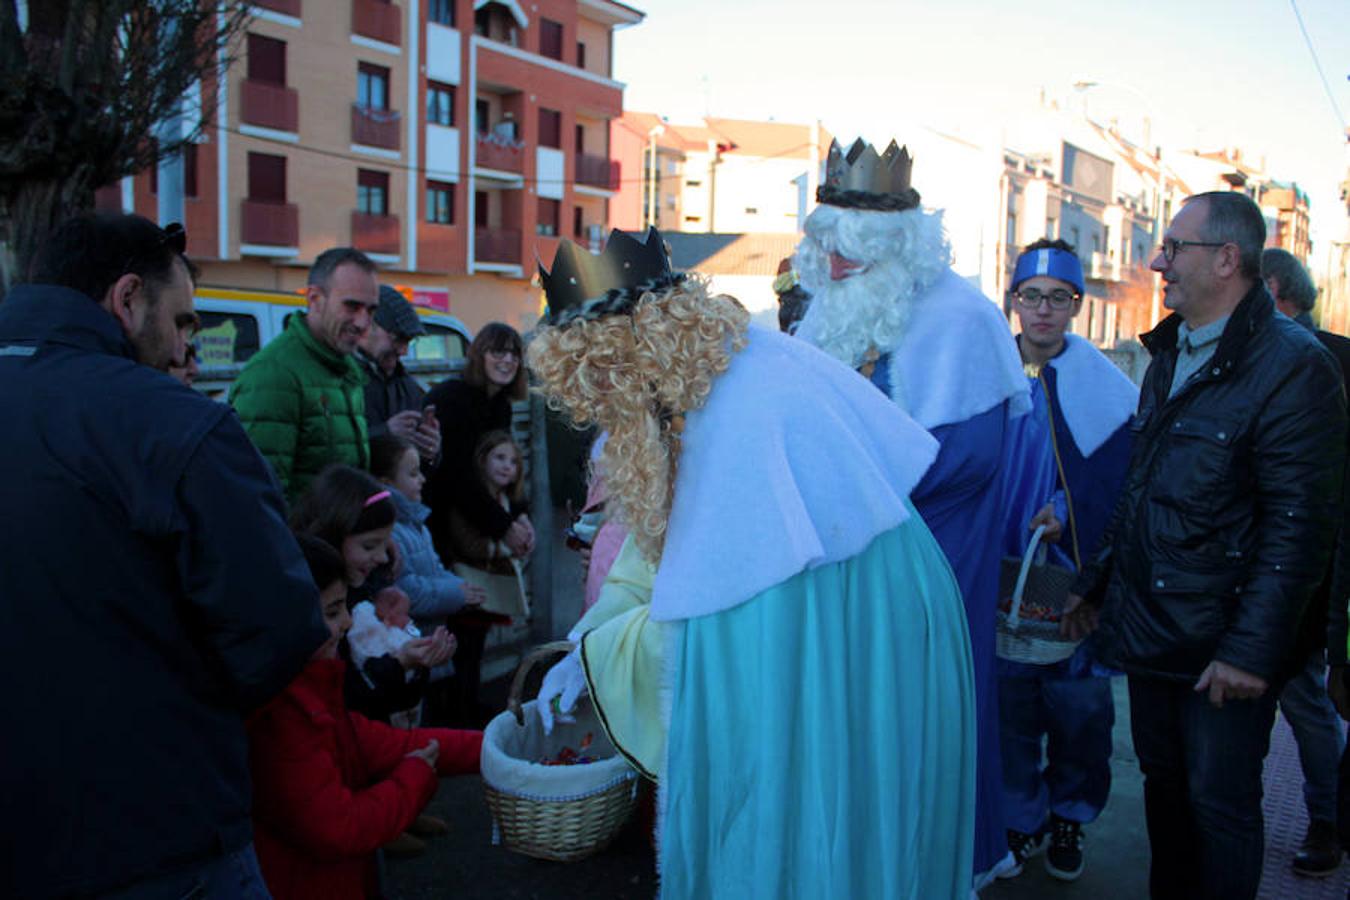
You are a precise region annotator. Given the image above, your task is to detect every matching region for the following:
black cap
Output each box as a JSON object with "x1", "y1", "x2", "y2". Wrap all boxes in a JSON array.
[{"x1": 374, "y1": 285, "x2": 426, "y2": 338}]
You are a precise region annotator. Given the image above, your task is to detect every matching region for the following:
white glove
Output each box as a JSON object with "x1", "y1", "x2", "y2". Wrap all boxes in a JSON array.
[{"x1": 537, "y1": 647, "x2": 588, "y2": 734}]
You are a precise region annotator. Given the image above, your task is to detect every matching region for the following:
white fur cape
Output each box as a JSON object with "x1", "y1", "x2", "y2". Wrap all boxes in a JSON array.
[
  {"x1": 886, "y1": 268, "x2": 1032, "y2": 430},
  {"x1": 1046, "y1": 333, "x2": 1140, "y2": 457},
  {"x1": 649, "y1": 325, "x2": 939, "y2": 623}
]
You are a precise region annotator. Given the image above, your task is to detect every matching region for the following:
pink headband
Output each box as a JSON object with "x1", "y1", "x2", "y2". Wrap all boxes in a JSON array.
[{"x1": 364, "y1": 490, "x2": 391, "y2": 507}]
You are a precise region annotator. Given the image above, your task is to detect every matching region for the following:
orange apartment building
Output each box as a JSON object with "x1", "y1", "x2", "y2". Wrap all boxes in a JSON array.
[{"x1": 96, "y1": 0, "x2": 643, "y2": 334}]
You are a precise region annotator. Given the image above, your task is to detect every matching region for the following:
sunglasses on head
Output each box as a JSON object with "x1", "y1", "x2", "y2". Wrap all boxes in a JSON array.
[{"x1": 121, "y1": 222, "x2": 187, "y2": 277}]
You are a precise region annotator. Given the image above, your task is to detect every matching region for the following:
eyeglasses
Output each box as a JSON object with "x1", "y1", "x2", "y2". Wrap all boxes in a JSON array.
[
  {"x1": 121, "y1": 222, "x2": 187, "y2": 277},
  {"x1": 1158, "y1": 237, "x2": 1227, "y2": 263},
  {"x1": 485, "y1": 347, "x2": 520, "y2": 360},
  {"x1": 1014, "y1": 288, "x2": 1079, "y2": 310}
]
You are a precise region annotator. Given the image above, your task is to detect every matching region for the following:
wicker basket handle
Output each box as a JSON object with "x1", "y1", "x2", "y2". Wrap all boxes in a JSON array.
[
  {"x1": 1007, "y1": 524, "x2": 1048, "y2": 631},
  {"x1": 507, "y1": 640, "x2": 576, "y2": 726}
]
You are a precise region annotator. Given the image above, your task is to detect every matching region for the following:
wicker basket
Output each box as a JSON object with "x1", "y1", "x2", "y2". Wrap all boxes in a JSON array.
[
  {"x1": 481, "y1": 641, "x2": 639, "y2": 862},
  {"x1": 996, "y1": 525, "x2": 1081, "y2": 665}
]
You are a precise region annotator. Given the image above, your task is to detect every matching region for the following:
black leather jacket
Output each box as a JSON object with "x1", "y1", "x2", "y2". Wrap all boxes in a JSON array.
[{"x1": 1075, "y1": 283, "x2": 1346, "y2": 683}]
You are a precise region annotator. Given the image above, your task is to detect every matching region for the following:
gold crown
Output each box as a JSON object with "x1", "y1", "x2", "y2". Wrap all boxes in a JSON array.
[{"x1": 817, "y1": 138, "x2": 919, "y2": 210}]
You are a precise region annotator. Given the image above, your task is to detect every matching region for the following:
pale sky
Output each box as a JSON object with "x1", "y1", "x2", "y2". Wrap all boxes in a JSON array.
[{"x1": 613, "y1": 0, "x2": 1350, "y2": 271}]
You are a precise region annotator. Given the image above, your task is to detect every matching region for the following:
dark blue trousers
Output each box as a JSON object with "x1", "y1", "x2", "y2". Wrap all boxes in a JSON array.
[{"x1": 1128, "y1": 675, "x2": 1278, "y2": 900}]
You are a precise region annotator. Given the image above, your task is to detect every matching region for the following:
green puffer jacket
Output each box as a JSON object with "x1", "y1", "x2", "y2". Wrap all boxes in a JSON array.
[{"x1": 229, "y1": 313, "x2": 369, "y2": 503}]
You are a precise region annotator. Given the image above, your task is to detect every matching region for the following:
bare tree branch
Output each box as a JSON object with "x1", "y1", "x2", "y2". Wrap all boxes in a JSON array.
[{"x1": 0, "y1": 0, "x2": 252, "y2": 286}]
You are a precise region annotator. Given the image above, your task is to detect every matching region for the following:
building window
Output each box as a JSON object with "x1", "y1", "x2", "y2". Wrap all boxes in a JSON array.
[
  {"x1": 573, "y1": 205, "x2": 584, "y2": 238},
  {"x1": 474, "y1": 191, "x2": 488, "y2": 227},
  {"x1": 429, "y1": 0, "x2": 455, "y2": 26},
  {"x1": 538, "y1": 107, "x2": 561, "y2": 149},
  {"x1": 357, "y1": 62, "x2": 390, "y2": 110},
  {"x1": 474, "y1": 5, "x2": 518, "y2": 45},
  {"x1": 475, "y1": 99, "x2": 490, "y2": 135},
  {"x1": 745, "y1": 207, "x2": 758, "y2": 215},
  {"x1": 539, "y1": 18, "x2": 563, "y2": 60},
  {"x1": 574, "y1": 124, "x2": 585, "y2": 154},
  {"x1": 247, "y1": 152, "x2": 286, "y2": 203},
  {"x1": 1046, "y1": 216, "x2": 1057, "y2": 239},
  {"x1": 150, "y1": 142, "x2": 200, "y2": 198},
  {"x1": 576, "y1": 41, "x2": 586, "y2": 69},
  {"x1": 247, "y1": 33, "x2": 286, "y2": 85},
  {"x1": 685, "y1": 179, "x2": 702, "y2": 188},
  {"x1": 427, "y1": 82, "x2": 455, "y2": 127},
  {"x1": 426, "y1": 180, "x2": 455, "y2": 224},
  {"x1": 357, "y1": 169, "x2": 389, "y2": 215},
  {"x1": 536, "y1": 198, "x2": 559, "y2": 236}
]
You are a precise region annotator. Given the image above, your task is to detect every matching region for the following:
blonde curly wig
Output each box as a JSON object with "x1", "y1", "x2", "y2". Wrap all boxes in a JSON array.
[{"x1": 528, "y1": 276, "x2": 749, "y2": 564}]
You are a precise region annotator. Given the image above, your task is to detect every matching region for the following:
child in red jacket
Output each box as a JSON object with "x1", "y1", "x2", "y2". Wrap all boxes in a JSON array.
[{"x1": 248, "y1": 534, "x2": 483, "y2": 900}]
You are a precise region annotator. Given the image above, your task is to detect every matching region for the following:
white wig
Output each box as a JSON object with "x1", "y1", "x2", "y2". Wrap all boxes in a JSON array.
[{"x1": 793, "y1": 204, "x2": 950, "y2": 370}]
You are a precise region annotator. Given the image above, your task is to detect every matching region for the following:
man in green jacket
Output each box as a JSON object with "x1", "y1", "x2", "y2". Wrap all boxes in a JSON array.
[{"x1": 230, "y1": 248, "x2": 380, "y2": 503}]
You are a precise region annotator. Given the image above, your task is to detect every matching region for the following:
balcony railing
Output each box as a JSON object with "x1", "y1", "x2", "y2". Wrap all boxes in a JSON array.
[
  {"x1": 351, "y1": 211, "x2": 400, "y2": 255},
  {"x1": 475, "y1": 226, "x2": 521, "y2": 264},
  {"x1": 351, "y1": 104, "x2": 401, "y2": 151},
  {"x1": 353, "y1": 0, "x2": 401, "y2": 46},
  {"x1": 255, "y1": 0, "x2": 301, "y2": 15},
  {"x1": 576, "y1": 153, "x2": 620, "y2": 191},
  {"x1": 475, "y1": 132, "x2": 524, "y2": 173},
  {"x1": 1088, "y1": 251, "x2": 1121, "y2": 282},
  {"x1": 241, "y1": 199, "x2": 299, "y2": 247},
  {"x1": 241, "y1": 80, "x2": 298, "y2": 133}
]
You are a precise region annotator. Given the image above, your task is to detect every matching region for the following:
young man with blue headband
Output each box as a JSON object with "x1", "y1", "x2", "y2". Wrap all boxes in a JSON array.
[{"x1": 997, "y1": 238, "x2": 1138, "y2": 882}]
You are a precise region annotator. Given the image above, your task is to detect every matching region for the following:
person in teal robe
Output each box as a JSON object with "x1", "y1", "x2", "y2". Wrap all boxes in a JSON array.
[{"x1": 527, "y1": 227, "x2": 979, "y2": 899}]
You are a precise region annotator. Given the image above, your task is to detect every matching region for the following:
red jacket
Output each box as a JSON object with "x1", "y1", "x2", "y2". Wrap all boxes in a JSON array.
[{"x1": 247, "y1": 658, "x2": 482, "y2": 900}]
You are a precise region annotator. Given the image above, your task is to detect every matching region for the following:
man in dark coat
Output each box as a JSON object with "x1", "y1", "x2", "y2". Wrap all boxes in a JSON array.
[
  {"x1": 357, "y1": 284, "x2": 440, "y2": 461},
  {"x1": 1260, "y1": 246, "x2": 1350, "y2": 876},
  {"x1": 0, "y1": 214, "x2": 327, "y2": 898},
  {"x1": 1063, "y1": 192, "x2": 1346, "y2": 900}
]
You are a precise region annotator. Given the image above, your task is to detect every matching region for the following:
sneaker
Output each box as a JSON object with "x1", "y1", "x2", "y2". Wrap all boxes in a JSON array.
[
  {"x1": 1045, "y1": 815, "x2": 1085, "y2": 881},
  {"x1": 997, "y1": 828, "x2": 1047, "y2": 879},
  {"x1": 408, "y1": 814, "x2": 449, "y2": 837},
  {"x1": 382, "y1": 832, "x2": 426, "y2": 858},
  {"x1": 1293, "y1": 819, "x2": 1343, "y2": 877}
]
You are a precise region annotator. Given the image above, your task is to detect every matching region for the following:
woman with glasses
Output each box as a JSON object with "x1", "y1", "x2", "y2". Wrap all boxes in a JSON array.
[{"x1": 421, "y1": 323, "x2": 533, "y2": 726}]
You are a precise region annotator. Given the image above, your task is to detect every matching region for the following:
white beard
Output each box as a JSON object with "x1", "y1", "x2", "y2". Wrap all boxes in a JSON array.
[{"x1": 793, "y1": 204, "x2": 951, "y2": 370}]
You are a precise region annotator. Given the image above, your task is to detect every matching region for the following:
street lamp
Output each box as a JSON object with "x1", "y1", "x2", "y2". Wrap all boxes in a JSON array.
[{"x1": 646, "y1": 124, "x2": 665, "y2": 230}]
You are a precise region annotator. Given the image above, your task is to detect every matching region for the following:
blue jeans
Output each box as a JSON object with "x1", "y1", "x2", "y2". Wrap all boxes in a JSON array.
[
  {"x1": 100, "y1": 844, "x2": 271, "y2": 900},
  {"x1": 1128, "y1": 675, "x2": 1278, "y2": 900},
  {"x1": 1278, "y1": 652, "x2": 1346, "y2": 824},
  {"x1": 997, "y1": 666, "x2": 1115, "y2": 834}
]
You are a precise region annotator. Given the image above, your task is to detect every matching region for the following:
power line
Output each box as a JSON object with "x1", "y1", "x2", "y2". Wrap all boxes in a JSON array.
[
  {"x1": 1289, "y1": 0, "x2": 1347, "y2": 134},
  {"x1": 218, "y1": 121, "x2": 819, "y2": 188}
]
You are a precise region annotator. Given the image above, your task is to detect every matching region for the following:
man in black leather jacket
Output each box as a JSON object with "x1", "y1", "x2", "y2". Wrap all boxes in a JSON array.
[{"x1": 1062, "y1": 191, "x2": 1346, "y2": 900}]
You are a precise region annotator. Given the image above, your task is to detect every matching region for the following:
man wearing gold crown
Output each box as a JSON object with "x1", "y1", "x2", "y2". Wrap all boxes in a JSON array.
[
  {"x1": 530, "y1": 227, "x2": 978, "y2": 898},
  {"x1": 792, "y1": 138, "x2": 1031, "y2": 888}
]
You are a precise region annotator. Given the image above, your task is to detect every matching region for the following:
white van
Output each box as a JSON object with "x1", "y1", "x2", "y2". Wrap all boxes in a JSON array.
[{"x1": 192, "y1": 286, "x2": 472, "y2": 399}]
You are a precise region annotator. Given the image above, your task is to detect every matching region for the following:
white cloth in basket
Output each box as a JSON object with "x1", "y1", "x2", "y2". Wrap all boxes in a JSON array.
[{"x1": 481, "y1": 699, "x2": 636, "y2": 800}]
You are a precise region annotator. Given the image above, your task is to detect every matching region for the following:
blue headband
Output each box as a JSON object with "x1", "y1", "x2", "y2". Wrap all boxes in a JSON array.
[{"x1": 1011, "y1": 247, "x2": 1085, "y2": 296}]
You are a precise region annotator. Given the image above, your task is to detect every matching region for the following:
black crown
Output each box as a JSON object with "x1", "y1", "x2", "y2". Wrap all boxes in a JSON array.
[{"x1": 540, "y1": 227, "x2": 677, "y2": 325}]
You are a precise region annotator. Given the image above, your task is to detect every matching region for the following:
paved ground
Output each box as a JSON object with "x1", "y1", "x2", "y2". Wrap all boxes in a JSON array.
[{"x1": 388, "y1": 676, "x2": 1349, "y2": 899}]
